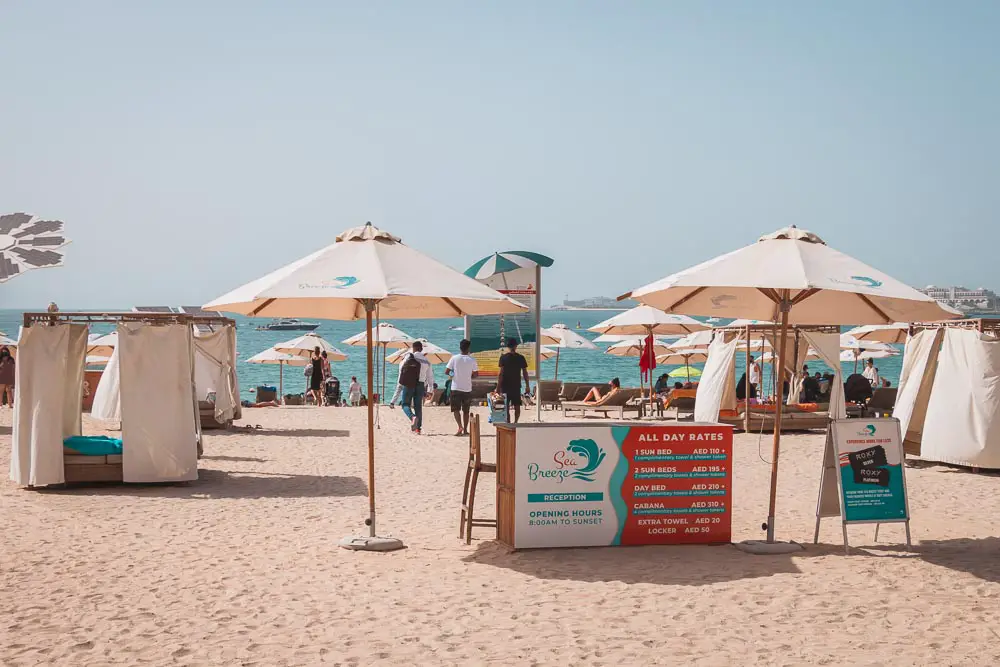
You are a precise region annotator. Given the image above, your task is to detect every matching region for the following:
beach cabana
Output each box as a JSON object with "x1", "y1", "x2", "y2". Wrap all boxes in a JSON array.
[
  {"x1": 10, "y1": 311, "x2": 230, "y2": 486},
  {"x1": 621, "y1": 226, "x2": 959, "y2": 547},
  {"x1": 894, "y1": 319, "x2": 1000, "y2": 469},
  {"x1": 204, "y1": 221, "x2": 525, "y2": 551}
]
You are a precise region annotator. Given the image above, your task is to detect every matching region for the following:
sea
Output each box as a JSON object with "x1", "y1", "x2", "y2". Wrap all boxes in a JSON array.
[{"x1": 0, "y1": 309, "x2": 905, "y2": 400}]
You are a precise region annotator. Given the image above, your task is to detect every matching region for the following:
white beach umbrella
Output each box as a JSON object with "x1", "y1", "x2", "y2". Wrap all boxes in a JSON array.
[
  {"x1": 840, "y1": 333, "x2": 897, "y2": 353},
  {"x1": 539, "y1": 346, "x2": 557, "y2": 361},
  {"x1": 840, "y1": 348, "x2": 899, "y2": 362},
  {"x1": 247, "y1": 348, "x2": 309, "y2": 400},
  {"x1": 204, "y1": 222, "x2": 526, "y2": 551},
  {"x1": 591, "y1": 306, "x2": 707, "y2": 397},
  {"x1": 274, "y1": 333, "x2": 348, "y2": 361},
  {"x1": 593, "y1": 333, "x2": 648, "y2": 343},
  {"x1": 844, "y1": 322, "x2": 910, "y2": 345},
  {"x1": 605, "y1": 337, "x2": 675, "y2": 357},
  {"x1": 590, "y1": 305, "x2": 708, "y2": 336},
  {"x1": 669, "y1": 330, "x2": 715, "y2": 350},
  {"x1": 622, "y1": 226, "x2": 960, "y2": 547},
  {"x1": 342, "y1": 322, "x2": 416, "y2": 349},
  {"x1": 655, "y1": 348, "x2": 710, "y2": 365},
  {"x1": 0, "y1": 334, "x2": 16, "y2": 348},
  {"x1": 386, "y1": 339, "x2": 452, "y2": 365},
  {"x1": 541, "y1": 323, "x2": 597, "y2": 379},
  {"x1": 343, "y1": 323, "x2": 416, "y2": 399}
]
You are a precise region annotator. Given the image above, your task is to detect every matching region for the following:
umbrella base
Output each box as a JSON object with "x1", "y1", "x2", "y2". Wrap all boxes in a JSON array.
[
  {"x1": 338, "y1": 535, "x2": 406, "y2": 552},
  {"x1": 734, "y1": 540, "x2": 803, "y2": 555}
]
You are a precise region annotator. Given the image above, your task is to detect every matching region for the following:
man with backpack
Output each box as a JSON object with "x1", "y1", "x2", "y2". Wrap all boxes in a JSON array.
[{"x1": 398, "y1": 341, "x2": 433, "y2": 434}]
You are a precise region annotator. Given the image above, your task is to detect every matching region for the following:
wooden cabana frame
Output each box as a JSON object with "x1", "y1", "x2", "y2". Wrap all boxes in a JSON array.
[
  {"x1": 20, "y1": 311, "x2": 236, "y2": 484},
  {"x1": 714, "y1": 323, "x2": 840, "y2": 433},
  {"x1": 910, "y1": 318, "x2": 1000, "y2": 335}
]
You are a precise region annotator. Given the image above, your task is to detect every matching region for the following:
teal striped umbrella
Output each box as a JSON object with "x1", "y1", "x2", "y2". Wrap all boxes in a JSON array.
[{"x1": 464, "y1": 250, "x2": 554, "y2": 280}]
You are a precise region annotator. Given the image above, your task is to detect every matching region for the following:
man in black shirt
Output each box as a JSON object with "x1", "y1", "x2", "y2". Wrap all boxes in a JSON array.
[{"x1": 497, "y1": 337, "x2": 530, "y2": 423}]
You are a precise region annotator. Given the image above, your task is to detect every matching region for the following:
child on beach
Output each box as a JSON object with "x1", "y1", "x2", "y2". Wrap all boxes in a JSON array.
[{"x1": 348, "y1": 376, "x2": 362, "y2": 406}]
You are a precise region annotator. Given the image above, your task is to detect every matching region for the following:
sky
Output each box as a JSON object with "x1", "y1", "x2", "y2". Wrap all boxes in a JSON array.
[{"x1": 2, "y1": 1, "x2": 999, "y2": 309}]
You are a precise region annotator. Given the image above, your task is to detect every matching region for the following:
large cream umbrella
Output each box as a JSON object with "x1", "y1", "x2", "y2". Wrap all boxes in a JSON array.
[
  {"x1": 622, "y1": 226, "x2": 959, "y2": 548},
  {"x1": 541, "y1": 323, "x2": 597, "y2": 379},
  {"x1": 343, "y1": 323, "x2": 416, "y2": 401},
  {"x1": 205, "y1": 222, "x2": 525, "y2": 551},
  {"x1": 386, "y1": 339, "x2": 452, "y2": 365},
  {"x1": 274, "y1": 332, "x2": 348, "y2": 361},
  {"x1": 539, "y1": 346, "x2": 557, "y2": 361},
  {"x1": 844, "y1": 322, "x2": 910, "y2": 345},
  {"x1": 247, "y1": 348, "x2": 309, "y2": 400}
]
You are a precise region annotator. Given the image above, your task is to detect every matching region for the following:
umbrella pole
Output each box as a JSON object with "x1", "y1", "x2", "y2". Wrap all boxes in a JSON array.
[
  {"x1": 339, "y1": 301, "x2": 404, "y2": 552},
  {"x1": 554, "y1": 348, "x2": 560, "y2": 381},
  {"x1": 279, "y1": 361, "x2": 284, "y2": 405},
  {"x1": 766, "y1": 298, "x2": 791, "y2": 543},
  {"x1": 366, "y1": 309, "x2": 377, "y2": 537}
]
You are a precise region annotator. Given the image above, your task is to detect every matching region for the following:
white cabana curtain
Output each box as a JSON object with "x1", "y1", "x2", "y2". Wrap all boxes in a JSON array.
[
  {"x1": 91, "y1": 344, "x2": 122, "y2": 424},
  {"x1": 893, "y1": 328, "x2": 944, "y2": 452},
  {"x1": 695, "y1": 333, "x2": 738, "y2": 422},
  {"x1": 918, "y1": 329, "x2": 1000, "y2": 468},
  {"x1": 10, "y1": 324, "x2": 88, "y2": 486},
  {"x1": 801, "y1": 331, "x2": 846, "y2": 419},
  {"x1": 193, "y1": 325, "x2": 240, "y2": 423},
  {"x1": 119, "y1": 323, "x2": 200, "y2": 483}
]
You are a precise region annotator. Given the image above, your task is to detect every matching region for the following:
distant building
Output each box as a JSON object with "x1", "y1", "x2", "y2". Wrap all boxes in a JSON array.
[
  {"x1": 919, "y1": 286, "x2": 999, "y2": 313},
  {"x1": 558, "y1": 296, "x2": 638, "y2": 309}
]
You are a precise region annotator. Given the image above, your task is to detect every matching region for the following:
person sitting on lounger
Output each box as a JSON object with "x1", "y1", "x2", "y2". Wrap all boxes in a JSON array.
[{"x1": 582, "y1": 378, "x2": 621, "y2": 405}]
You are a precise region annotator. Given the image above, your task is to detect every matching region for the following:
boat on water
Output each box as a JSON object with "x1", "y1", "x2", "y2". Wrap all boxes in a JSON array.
[{"x1": 255, "y1": 318, "x2": 320, "y2": 332}]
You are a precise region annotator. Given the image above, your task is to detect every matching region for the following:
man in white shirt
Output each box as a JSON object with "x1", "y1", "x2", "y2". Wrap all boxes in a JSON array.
[
  {"x1": 445, "y1": 339, "x2": 479, "y2": 436},
  {"x1": 747, "y1": 355, "x2": 761, "y2": 399},
  {"x1": 862, "y1": 359, "x2": 879, "y2": 387}
]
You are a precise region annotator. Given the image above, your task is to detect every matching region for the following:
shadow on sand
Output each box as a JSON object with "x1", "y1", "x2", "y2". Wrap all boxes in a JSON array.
[
  {"x1": 209, "y1": 428, "x2": 351, "y2": 438},
  {"x1": 35, "y1": 468, "x2": 367, "y2": 500},
  {"x1": 848, "y1": 537, "x2": 1000, "y2": 584},
  {"x1": 199, "y1": 455, "x2": 269, "y2": 463},
  {"x1": 462, "y1": 540, "x2": 821, "y2": 585}
]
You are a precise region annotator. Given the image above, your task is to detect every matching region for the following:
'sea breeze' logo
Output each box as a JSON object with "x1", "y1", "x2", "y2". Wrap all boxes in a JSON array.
[
  {"x1": 299, "y1": 276, "x2": 359, "y2": 290},
  {"x1": 857, "y1": 424, "x2": 877, "y2": 437},
  {"x1": 527, "y1": 439, "x2": 606, "y2": 483},
  {"x1": 832, "y1": 275, "x2": 883, "y2": 289}
]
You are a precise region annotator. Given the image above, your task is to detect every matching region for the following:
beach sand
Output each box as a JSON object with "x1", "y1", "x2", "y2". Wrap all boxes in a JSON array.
[{"x1": 2, "y1": 406, "x2": 1000, "y2": 666}]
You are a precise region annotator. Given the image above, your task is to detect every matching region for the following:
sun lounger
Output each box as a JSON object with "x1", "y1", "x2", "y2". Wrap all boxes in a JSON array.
[
  {"x1": 865, "y1": 388, "x2": 898, "y2": 418},
  {"x1": 536, "y1": 380, "x2": 563, "y2": 410},
  {"x1": 718, "y1": 408, "x2": 830, "y2": 432},
  {"x1": 562, "y1": 388, "x2": 642, "y2": 419}
]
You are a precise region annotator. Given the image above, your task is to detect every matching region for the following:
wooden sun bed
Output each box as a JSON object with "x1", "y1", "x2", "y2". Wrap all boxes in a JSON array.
[
  {"x1": 63, "y1": 453, "x2": 123, "y2": 483},
  {"x1": 717, "y1": 408, "x2": 831, "y2": 432},
  {"x1": 562, "y1": 388, "x2": 643, "y2": 419},
  {"x1": 536, "y1": 380, "x2": 563, "y2": 410}
]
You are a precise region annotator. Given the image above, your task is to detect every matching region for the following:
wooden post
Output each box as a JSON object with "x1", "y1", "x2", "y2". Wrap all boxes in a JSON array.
[
  {"x1": 554, "y1": 347, "x2": 560, "y2": 380},
  {"x1": 279, "y1": 361, "x2": 284, "y2": 404},
  {"x1": 744, "y1": 325, "x2": 751, "y2": 432},
  {"x1": 766, "y1": 293, "x2": 791, "y2": 543}
]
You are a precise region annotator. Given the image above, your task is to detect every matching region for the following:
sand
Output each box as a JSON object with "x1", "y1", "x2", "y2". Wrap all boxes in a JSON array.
[{"x1": 2, "y1": 405, "x2": 1000, "y2": 666}]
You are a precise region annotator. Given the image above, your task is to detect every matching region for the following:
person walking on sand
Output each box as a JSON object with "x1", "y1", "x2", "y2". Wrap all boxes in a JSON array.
[
  {"x1": 399, "y1": 341, "x2": 433, "y2": 434},
  {"x1": 445, "y1": 339, "x2": 478, "y2": 436},
  {"x1": 0, "y1": 346, "x2": 14, "y2": 408},
  {"x1": 348, "y1": 376, "x2": 362, "y2": 406},
  {"x1": 307, "y1": 346, "x2": 324, "y2": 406},
  {"x1": 497, "y1": 337, "x2": 530, "y2": 423}
]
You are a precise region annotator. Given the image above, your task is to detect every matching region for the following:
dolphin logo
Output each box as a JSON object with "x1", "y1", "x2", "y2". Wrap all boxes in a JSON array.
[
  {"x1": 851, "y1": 276, "x2": 883, "y2": 288},
  {"x1": 566, "y1": 439, "x2": 606, "y2": 482},
  {"x1": 330, "y1": 276, "x2": 358, "y2": 289},
  {"x1": 711, "y1": 294, "x2": 736, "y2": 308},
  {"x1": 865, "y1": 424, "x2": 876, "y2": 436}
]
